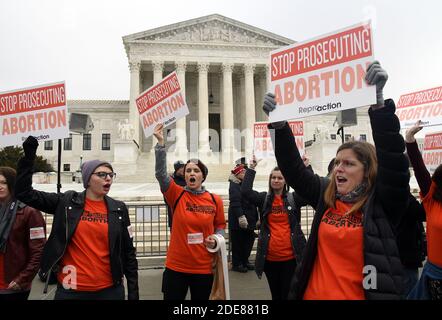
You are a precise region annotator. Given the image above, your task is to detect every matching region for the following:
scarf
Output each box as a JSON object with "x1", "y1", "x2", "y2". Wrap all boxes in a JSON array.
[
  {"x1": 0, "y1": 200, "x2": 17, "y2": 253},
  {"x1": 184, "y1": 185, "x2": 207, "y2": 195},
  {"x1": 336, "y1": 182, "x2": 368, "y2": 203}
]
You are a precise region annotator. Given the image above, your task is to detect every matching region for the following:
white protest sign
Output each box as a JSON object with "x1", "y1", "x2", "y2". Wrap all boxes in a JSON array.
[
  {"x1": 0, "y1": 82, "x2": 69, "y2": 147},
  {"x1": 396, "y1": 86, "x2": 442, "y2": 129},
  {"x1": 136, "y1": 71, "x2": 189, "y2": 138},
  {"x1": 269, "y1": 21, "x2": 376, "y2": 122},
  {"x1": 254, "y1": 121, "x2": 304, "y2": 159},
  {"x1": 423, "y1": 131, "x2": 442, "y2": 175}
]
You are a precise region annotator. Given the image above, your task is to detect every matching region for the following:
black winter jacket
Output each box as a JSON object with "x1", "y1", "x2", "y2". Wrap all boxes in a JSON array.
[
  {"x1": 228, "y1": 177, "x2": 258, "y2": 231},
  {"x1": 272, "y1": 100, "x2": 410, "y2": 300},
  {"x1": 14, "y1": 157, "x2": 139, "y2": 300},
  {"x1": 396, "y1": 193, "x2": 426, "y2": 268},
  {"x1": 241, "y1": 168, "x2": 307, "y2": 278}
]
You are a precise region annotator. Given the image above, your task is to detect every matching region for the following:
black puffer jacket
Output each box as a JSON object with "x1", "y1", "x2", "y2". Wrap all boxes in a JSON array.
[
  {"x1": 272, "y1": 100, "x2": 410, "y2": 300},
  {"x1": 228, "y1": 175, "x2": 258, "y2": 231},
  {"x1": 396, "y1": 193, "x2": 426, "y2": 268},
  {"x1": 14, "y1": 157, "x2": 139, "y2": 300},
  {"x1": 241, "y1": 168, "x2": 307, "y2": 278}
]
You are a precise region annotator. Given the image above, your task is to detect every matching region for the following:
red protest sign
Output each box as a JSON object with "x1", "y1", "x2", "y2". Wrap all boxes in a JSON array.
[
  {"x1": 423, "y1": 131, "x2": 442, "y2": 174},
  {"x1": 396, "y1": 86, "x2": 442, "y2": 128},
  {"x1": 136, "y1": 72, "x2": 189, "y2": 137},
  {"x1": 0, "y1": 82, "x2": 69, "y2": 147}
]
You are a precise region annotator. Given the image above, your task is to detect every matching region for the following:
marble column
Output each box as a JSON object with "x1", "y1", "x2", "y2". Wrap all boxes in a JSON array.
[
  {"x1": 265, "y1": 64, "x2": 270, "y2": 94},
  {"x1": 221, "y1": 62, "x2": 235, "y2": 153},
  {"x1": 257, "y1": 70, "x2": 268, "y2": 121},
  {"x1": 244, "y1": 63, "x2": 256, "y2": 154},
  {"x1": 129, "y1": 61, "x2": 141, "y2": 146},
  {"x1": 153, "y1": 60, "x2": 164, "y2": 84},
  {"x1": 174, "y1": 61, "x2": 188, "y2": 154},
  {"x1": 197, "y1": 62, "x2": 211, "y2": 153},
  {"x1": 150, "y1": 61, "x2": 164, "y2": 151},
  {"x1": 239, "y1": 74, "x2": 246, "y2": 138}
]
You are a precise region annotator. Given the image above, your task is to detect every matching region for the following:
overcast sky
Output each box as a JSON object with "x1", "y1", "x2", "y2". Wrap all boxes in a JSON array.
[{"x1": 1, "y1": 0, "x2": 441, "y2": 130}]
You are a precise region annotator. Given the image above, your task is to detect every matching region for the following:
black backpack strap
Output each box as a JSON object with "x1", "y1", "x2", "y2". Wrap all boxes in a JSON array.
[
  {"x1": 261, "y1": 193, "x2": 270, "y2": 217},
  {"x1": 286, "y1": 192, "x2": 295, "y2": 211},
  {"x1": 173, "y1": 190, "x2": 186, "y2": 212},
  {"x1": 209, "y1": 192, "x2": 218, "y2": 212}
]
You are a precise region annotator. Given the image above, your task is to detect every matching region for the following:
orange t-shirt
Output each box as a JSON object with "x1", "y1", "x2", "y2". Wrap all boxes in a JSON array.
[
  {"x1": 267, "y1": 195, "x2": 295, "y2": 262},
  {"x1": 57, "y1": 198, "x2": 113, "y2": 291},
  {"x1": 163, "y1": 180, "x2": 226, "y2": 274},
  {"x1": 421, "y1": 182, "x2": 442, "y2": 268},
  {"x1": 304, "y1": 200, "x2": 365, "y2": 300},
  {"x1": 0, "y1": 253, "x2": 6, "y2": 289}
]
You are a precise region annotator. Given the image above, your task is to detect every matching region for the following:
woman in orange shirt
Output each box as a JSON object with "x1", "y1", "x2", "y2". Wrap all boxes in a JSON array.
[
  {"x1": 406, "y1": 121, "x2": 442, "y2": 300},
  {"x1": 15, "y1": 136, "x2": 139, "y2": 300},
  {"x1": 153, "y1": 124, "x2": 226, "y2": 300},
  {"x1": 263, "y1": 61, "x2": 410, "y2": 299},
  {"x1": 241, "y1": 158, "x2": 307, "y2": 300}
]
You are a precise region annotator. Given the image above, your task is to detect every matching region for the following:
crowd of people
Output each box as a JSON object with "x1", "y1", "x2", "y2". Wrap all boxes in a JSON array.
[{"x1": 0, "y1": 61, "x2": 440, "y2": 300}]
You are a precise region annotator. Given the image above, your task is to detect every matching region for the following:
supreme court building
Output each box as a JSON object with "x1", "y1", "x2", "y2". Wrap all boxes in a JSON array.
[{"x1": 36, "y1": 14, "x2": 374, "y2": 183}]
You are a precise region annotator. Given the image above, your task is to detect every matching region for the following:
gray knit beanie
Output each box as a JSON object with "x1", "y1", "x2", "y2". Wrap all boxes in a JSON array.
[{"x1": 81, "y1": 160, "x2": 113, "y2": 189}]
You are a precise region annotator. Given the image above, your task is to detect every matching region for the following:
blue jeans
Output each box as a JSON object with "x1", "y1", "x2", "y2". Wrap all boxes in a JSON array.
[{"x1": 403, "y1": 267, "x2": 419, "y2": 296}]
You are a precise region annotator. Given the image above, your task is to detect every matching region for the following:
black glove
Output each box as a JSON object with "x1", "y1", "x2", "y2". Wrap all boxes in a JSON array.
[
  {"x1": 262, "y1": 93, "x2": 286, "y2": 129},
  {"x1": 365, "y1": 61, "x2": 388, "y2": 108},
  {"x1": 22, "y1": 136, "x2": 39, "y2": 161}
]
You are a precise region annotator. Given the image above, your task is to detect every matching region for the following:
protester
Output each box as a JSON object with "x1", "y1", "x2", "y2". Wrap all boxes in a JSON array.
[
  {"x1": 153, "y1": 123, "x2": 226, "y2": 300},
  {"x1": 263, "y1": 61, "x2": 410, "y2": 299},
  {"x1": 14, "y1": 136, "x2": 139, "y2": 300},
  {"x1": 405, "y1": 121, "x2": 442, "y2": 300},
  {"x1": 241, "y1": 156, "x2": 307, "y2": 300},
  {"x1": 0, "y1": 166, "x2": 46, "y2": 300},
  {"x1": 165, "y1": 160, "x2": 186, "y2": 229},
  {"x1": 228, "y1": 158, "x2": 258, "y2": 273}
]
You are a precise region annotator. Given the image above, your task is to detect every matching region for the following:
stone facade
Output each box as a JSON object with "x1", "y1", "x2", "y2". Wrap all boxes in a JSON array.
[{"x1": 36, "y1": 14, "x2": 377, "y2": 182}]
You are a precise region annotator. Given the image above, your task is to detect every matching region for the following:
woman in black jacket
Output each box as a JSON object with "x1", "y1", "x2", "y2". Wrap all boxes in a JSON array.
[
  {"x1": 263, "y1": 61, "x2": 410, "y2": 300},
  {"x1": 228, "y1": 161, "x2": 258, "y2": 273},
  {"x1": 241, "y1": 158, "x2": 307, "y2": 300},
  {"x1": 14, "y1": 136, "x2": 139, "y2": 300}
]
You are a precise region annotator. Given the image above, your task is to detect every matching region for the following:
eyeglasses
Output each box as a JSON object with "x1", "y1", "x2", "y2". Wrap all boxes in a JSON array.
[{"x1": 93, "y1": 172, "x2": 116, "y2": 179}]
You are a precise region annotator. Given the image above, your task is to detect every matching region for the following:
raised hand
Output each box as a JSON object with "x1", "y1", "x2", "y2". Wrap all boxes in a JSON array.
[
  {"x1": 263, "y1": 93, "x2": 277, "y2": 116},
  {"x1": 249, "y1": 154, "x2": 262, "y2": 170},
  {"x1": 153, "y1": 123, "x2": 164, "y2": 146},
  {"x1": 405, "y1": 120, "x2": 423, "y2": 143},
  {"x1": 365, "y1": 61, "x2": 388, "y2": 108},
  {"x1": 262, "y1": 92, "x2": 287, "y2": 129},
  {"x1": 22, "y1": 136, "x2": 39, "y2": 161}
]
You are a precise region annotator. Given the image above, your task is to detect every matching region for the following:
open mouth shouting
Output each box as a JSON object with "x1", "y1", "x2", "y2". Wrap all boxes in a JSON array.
[
  {"x1": 103, "y1": 183, "x2": 111, "y2": 192},
  {"x1": 336, "y1": 176, "x2": 348, "y2": 186}
]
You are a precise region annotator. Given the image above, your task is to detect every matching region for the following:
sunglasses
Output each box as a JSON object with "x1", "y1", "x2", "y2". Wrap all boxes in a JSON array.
[{"x1": 93, "y1": 172, "x2": 117, "y2": 179}]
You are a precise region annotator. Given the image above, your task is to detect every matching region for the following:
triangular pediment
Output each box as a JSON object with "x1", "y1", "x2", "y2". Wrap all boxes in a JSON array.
[{"x1": 123, "y1": 14, "x2": 294, "y2": 46}]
